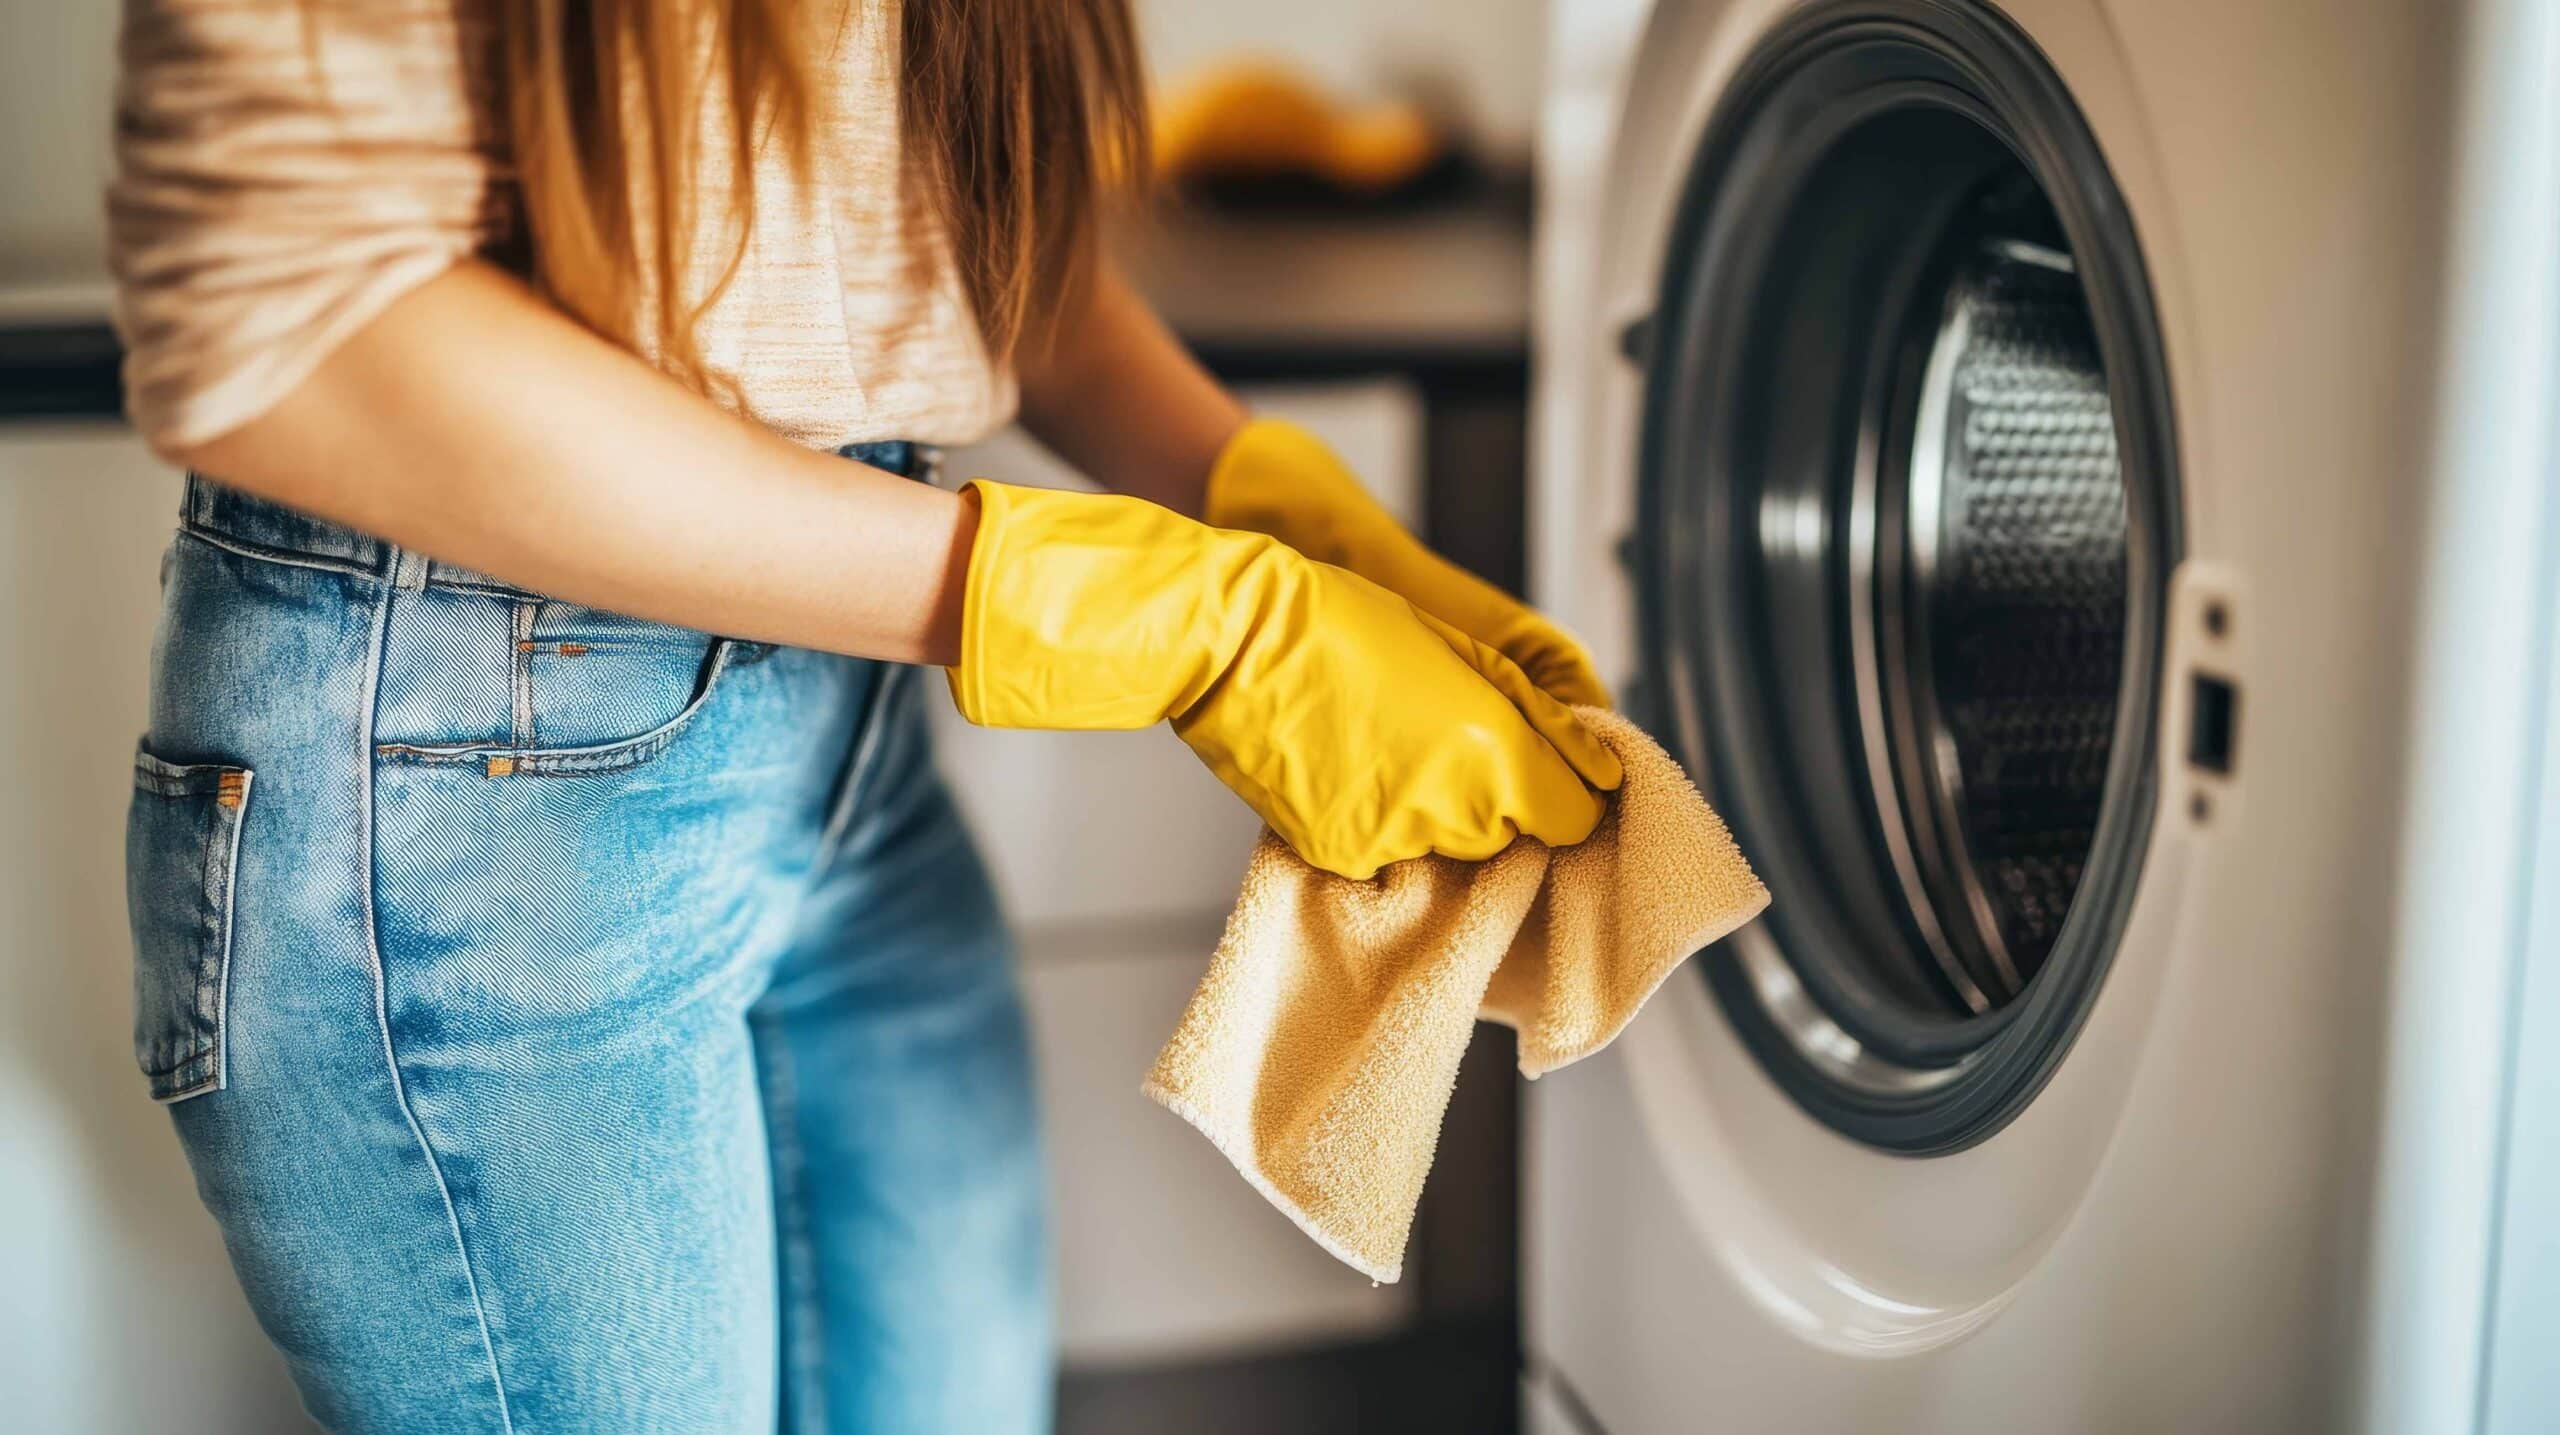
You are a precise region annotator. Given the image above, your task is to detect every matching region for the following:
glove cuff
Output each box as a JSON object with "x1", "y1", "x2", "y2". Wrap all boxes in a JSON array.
[
  {"x1": 943, "y1": 479, "x2": 1013, "y2": 726},
  {"x1": 945, "y1": 478, "x2": 1288, "y2": 732}
]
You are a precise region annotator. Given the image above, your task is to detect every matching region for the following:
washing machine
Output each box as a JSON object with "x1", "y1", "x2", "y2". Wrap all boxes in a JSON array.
[{"x1": 1523, "y1": 1, "x2": 2560, "y2": 1431}]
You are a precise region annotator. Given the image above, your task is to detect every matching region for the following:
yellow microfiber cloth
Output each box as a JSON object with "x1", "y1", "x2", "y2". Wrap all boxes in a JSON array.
[{"x1": 1144, "y1": 707, "x2": 1769, "y2": 1282}]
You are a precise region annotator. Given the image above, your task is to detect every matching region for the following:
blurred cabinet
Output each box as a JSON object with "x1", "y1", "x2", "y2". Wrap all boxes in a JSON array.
[
  {"x1": 935, "y1": 381, "x2": 1419, "y2": 929},
  {"x1": 940, "y1": 382, "x2": 1425, "y2": 1365}
]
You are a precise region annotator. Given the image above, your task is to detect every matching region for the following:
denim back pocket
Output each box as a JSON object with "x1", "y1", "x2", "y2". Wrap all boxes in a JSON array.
[{"x1": 125, "y1": 747, "x2": 252, "y2": 1102}]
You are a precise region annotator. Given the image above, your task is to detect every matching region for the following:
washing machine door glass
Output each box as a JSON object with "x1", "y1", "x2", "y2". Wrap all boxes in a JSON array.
[{"x1": 1633, "y1": 0, "x2": 2181, "y2": 1153}]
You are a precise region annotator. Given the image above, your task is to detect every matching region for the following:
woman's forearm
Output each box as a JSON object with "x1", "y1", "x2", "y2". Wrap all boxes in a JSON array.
[
  {"x1": 169, "y1": 261, "x2": 978, "y2": 666},
  {"x1": 1013, "y1": 262, "x2": 1245, "y2": 517}
]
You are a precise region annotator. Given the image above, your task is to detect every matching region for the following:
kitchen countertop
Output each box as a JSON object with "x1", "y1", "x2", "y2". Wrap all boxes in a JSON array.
[
  {"x1": 1118, "y1": 193, "x2": 1534, "y2": 379},
  {"x1": 2, "y1": 197, "x2": 1540, "y2": 423}
]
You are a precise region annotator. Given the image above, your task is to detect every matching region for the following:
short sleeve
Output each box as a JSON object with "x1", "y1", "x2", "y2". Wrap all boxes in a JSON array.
[{"x1": 107, "y1": 0, "x2": 511, "y2": 449}]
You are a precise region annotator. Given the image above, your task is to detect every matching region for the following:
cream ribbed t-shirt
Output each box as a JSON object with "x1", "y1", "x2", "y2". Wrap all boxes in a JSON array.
[{"x1": 108, "y1": 0, "x2": 1015, "y2": 452}]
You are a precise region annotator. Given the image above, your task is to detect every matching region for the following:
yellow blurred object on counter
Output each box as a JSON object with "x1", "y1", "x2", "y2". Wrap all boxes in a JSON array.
[
  {"x1": 1151, "y1": 61, "x2": 1442, "y2": 195},
  {"x1": 944, "y1": 479, "x2": 1618, "y2": 880}
]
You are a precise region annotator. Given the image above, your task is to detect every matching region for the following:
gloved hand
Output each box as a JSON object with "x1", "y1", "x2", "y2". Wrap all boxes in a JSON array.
[
  {"x1": 1202, "y1": 418, "x2": 1613, "y2": 710},
  {"x1": 946, "y1": 480, "x2": 1623, "y2": 879}
]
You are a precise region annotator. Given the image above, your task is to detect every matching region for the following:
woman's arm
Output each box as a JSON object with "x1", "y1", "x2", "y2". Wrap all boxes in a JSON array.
[
  {"x1": 1012, "y1": 262, "x2": 1246, "y2": 517},
  {"x1": 171, "y1": 261, "x2": 979, "y2": 667}
]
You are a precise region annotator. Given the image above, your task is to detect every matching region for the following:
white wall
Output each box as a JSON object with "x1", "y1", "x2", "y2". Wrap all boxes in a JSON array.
[
  {"x1": 0, "y1": 1, "x2": 116, "y2": 294},
  {"x1": 0, "y1": 432, "x2": 313, "y2": 1433}
]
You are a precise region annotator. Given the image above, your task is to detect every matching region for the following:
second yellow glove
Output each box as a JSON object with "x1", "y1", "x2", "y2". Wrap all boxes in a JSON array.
[
  {"x1": 946, "y1": 480, "x2": 1622, "y2": 879},
  {"x1": 1203, "y1": 418, "x2": 1614, "y2": 710}
]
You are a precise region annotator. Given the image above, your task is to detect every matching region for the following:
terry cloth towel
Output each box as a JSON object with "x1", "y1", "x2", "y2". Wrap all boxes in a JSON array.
[{"x1": 1144, "y1": 707, "x2": 1769, "y2": 1283}]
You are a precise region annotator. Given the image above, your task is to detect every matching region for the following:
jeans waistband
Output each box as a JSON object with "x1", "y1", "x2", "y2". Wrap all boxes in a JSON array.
[{"x1": 180, "y1": 439, "x2": 943, "y2": 598}]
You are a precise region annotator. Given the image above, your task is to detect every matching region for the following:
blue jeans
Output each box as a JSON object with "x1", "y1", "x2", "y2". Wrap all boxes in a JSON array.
[{"x1": 123, "y1": 444, "x2": 1053, "y2": 1433}]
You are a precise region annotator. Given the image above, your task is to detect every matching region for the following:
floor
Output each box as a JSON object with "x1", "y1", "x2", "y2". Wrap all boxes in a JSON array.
[{"x1": 1059, "y1": 1319, "x2": 1519, "y2": 1435}]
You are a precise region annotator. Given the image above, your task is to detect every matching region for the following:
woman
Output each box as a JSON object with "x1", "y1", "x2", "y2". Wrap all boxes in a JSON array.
[{"x1": 111, "y1": 1, "x2": 1617, "y2": 1430}]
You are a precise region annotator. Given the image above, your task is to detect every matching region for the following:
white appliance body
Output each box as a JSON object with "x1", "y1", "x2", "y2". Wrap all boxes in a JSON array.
[{"x1": 1525, "y1": 1, "x2": 2560, "y2": 1431}]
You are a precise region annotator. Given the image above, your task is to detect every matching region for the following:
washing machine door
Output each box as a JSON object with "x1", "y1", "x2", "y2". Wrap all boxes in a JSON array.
[
  {"x1": 1622, "y1": 0, "x2": 2182, "y2": 1156},
  {"x1": 1526, "y1": 0, "x2": 2349, "y2": 1422}
]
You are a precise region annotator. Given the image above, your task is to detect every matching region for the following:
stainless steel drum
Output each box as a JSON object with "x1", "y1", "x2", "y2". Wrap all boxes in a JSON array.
[{"x1": 1866, "y1": 235, "x2": 2128, "y2": 1013}]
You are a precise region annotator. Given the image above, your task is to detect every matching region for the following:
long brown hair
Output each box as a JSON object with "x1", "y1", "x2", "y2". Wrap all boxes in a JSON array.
[{"x1": 494, "y1": 0, "x2": 1147, "y2": 389}]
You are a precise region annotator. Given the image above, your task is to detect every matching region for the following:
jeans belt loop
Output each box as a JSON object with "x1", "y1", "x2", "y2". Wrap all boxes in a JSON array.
[{"x1": 388, "y1": 545, "x2": 431, "y2": 592}]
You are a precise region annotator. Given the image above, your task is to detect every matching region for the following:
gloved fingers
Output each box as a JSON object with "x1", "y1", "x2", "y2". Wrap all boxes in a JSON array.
[
  {"x1": 1215, "y1": 625, "x2": 1612, "y2": 875},
  {"x1": 1416, "y1": 611, "x2": 1625, "y2": 793},
  {"x1": 1452, "y1": 720, "x2": 1609, "y2": 858},
  {"x1": 1399, "y1": 549, "x2": 1617, "y2": 711},
  {"x1": 1207, "y1": 418, "x2": 1618, "y2": 712},
  {"x1": 1507, "y1": 630, "x2": 1615, "y2": 712},
  {"x1": 1444, "y1": 582, "x2": 1612, "y2": 710},
  {"x1": 1276, "y1": 716, "x2": 1605, "y2": 876}
]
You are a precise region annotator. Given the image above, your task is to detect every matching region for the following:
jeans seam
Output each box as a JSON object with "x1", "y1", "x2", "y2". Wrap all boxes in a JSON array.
[
  {"x1": 509, "y1": 601, "x2": 537, "y2": 747},
  {"x1": 190, "y1": 765, "x2": 222, "y2": 1087},
  {"x1": 179, "y1": 524, "x2": 379, "y2": 583},
  {"x1": 358, "y1": 581, "x2": 519, "y2": 1433},
  {"x1": 815, "y1": 661, "x2": 910, "y2": 865},
  {"x1": 752, "y1": 1011, "x2": 828, "y2": 1434},
  {"x1": 210, "y1": 772, "x2": 248, "y2": 1093},
  {"x1": 177, "y1": 515, "x2": 546, "y2": 601}
]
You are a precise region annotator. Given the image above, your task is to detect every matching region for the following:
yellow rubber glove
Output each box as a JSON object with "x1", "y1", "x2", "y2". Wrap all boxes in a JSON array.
[
  {"x1": 947, "y1": 480, "x2": 1623, "y2": 879},
  {"x1": 1203, "y1": 418, "x2": 1614, "y2": 710}
]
